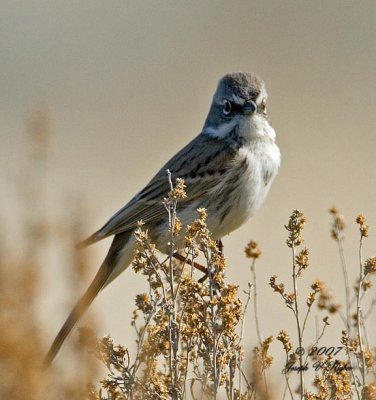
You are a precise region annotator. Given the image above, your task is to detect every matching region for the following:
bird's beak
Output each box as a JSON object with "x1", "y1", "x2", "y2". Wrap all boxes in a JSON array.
[{"x1": 242, "y1": 100, "x2": 257, "y2": 115}]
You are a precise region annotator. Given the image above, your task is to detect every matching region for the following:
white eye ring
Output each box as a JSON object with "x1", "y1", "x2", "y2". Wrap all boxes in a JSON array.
[
  {"x1": 262, "y1": 99, "x2": 267, "y2": 114},
  {"x1": 223, "y1": 100, "x2": 232, "y2": 116}
]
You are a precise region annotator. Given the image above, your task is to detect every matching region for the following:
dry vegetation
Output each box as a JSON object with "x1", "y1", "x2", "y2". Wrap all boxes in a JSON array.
[{"x1": 1, "y1": 119, "x2": 375, "y2": 399}]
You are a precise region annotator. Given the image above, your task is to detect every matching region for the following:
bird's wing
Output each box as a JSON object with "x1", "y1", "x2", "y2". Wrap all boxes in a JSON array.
[{"x1": 78, "y1": 134, "x2": 236, "y2": 248}]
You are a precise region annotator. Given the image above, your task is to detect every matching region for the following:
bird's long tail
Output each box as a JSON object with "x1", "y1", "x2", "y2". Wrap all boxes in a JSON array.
[{"x1": 43, "y1": 259, "x2": 113, "y2": 367}]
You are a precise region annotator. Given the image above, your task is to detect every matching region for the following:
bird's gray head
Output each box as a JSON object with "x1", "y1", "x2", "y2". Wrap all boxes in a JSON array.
[{"x1": 203, "y1": 72, "x2": 274, "y2": 141}]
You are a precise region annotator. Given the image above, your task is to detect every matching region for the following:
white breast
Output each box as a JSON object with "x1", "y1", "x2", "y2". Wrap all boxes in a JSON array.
[{"x1": 207, "y1": 140, "x2": 280, "y2": 239}]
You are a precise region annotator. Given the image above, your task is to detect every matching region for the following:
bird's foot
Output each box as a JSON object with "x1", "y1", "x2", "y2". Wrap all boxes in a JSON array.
[
  {"x1": 173, "y1": 252, "x2": 208, "y2": 275},
  {"x1": 173, "y1": 240, "x2": 224, "y2": 282}
]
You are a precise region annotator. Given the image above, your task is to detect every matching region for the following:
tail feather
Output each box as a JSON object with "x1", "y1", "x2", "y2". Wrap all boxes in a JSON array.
[
  {"x1": 45, "y1": 231, "x2": 133, "y2": 367},
  {"x1": 75, "y1": 233, "x2": 100, "y2": 250},
  {"x1": 44, "y1": 259, "x2": 112, "y2": 367}
]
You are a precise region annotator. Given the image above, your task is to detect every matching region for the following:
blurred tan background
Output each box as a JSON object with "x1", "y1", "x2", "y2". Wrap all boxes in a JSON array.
[{"x1": 1, "y1": 0, "x2": 375, "y2": 375}]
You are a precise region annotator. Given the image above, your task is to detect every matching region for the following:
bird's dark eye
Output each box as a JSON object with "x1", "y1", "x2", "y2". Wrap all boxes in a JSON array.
[{"x1": 223, "y1": 100, "x2": 232, "y2": 116}]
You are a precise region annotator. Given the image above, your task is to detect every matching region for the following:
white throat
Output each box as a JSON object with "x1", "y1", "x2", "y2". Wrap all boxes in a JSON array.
[
  {"x1": 204, "y1": 115, "x2": 276, "y2": 142},
  {"x1": 204, "y1": 118, "x2": 238, "y2": 139}
]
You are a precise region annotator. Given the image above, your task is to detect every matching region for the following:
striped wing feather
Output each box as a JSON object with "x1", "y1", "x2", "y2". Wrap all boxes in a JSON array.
[{"x1": 79, "y1": 134, "x2": 236, "y2": 247}]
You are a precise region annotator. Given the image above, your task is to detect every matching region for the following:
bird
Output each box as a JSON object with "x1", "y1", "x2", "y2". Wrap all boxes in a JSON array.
[{"x1": 45, "y1": 72, "x2": 281, "y2": 366}]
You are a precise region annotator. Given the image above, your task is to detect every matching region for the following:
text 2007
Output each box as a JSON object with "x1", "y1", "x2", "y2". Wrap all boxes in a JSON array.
[{"x1": 309, "y1": 346, "x2": 343, "y2": 356}]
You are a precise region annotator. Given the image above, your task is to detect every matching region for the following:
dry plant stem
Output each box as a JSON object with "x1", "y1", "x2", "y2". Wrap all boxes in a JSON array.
[
  {"x1": 132, "y1": 302, "x2": 157, "y2": 377},
  {"x1": 203, "y1": 243, "x2": 220, "y2": 399},
  {"x1": 166, "y1": 170, "x2": 180, "y2": 400},
  {"x1": 303, "y1": 321, "x2": 328, "y2": 366},
  {"x1": 250, "y1": 259, "x2": 269, "y2": 396},
  {"x1": 147, "y1": 247, "x2": 168, "y2": 300},
  {"x1": 238, "y1": 283, "x2": 252, "y2": 395},
  {"x1": 239, "y1": 368, "x2": 252, "y2": 395},
  {"x1": 336, "y1": 230, "x2": 351, "y2": 332},
  {"x1": 356, "y1": 236, "x2": 366, "y2": 388},
  {"x1": 344, "y1": 344, "x2": 362, "y2": 400},
  {"x1": 251, "y1": 259, "x2": 263, "y2": 345},
  {"x1": 282, "y1": 380, "x2": 295, "y2": 400},
  {"x1": 283, "y1": 353, "x2": 295, "y2": 400},
  {"x1": 361, "y1": 327, "x2": 373, "y2": 375},
  {"x1": 181, "y1": 337, "x2": 191, "y2": 400},
  {"x1": 301, "y1": 302, "x2": 313, "y2": 337},
  {"x1": 208, "y1": 265, "x2": 219, "y2": 399},
  {"x1": 331, "y1": 218, "x2": 362, "y2": 399},
  {"x1": 292, "y1": 244, "x2": 305, "y2": 399}
]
